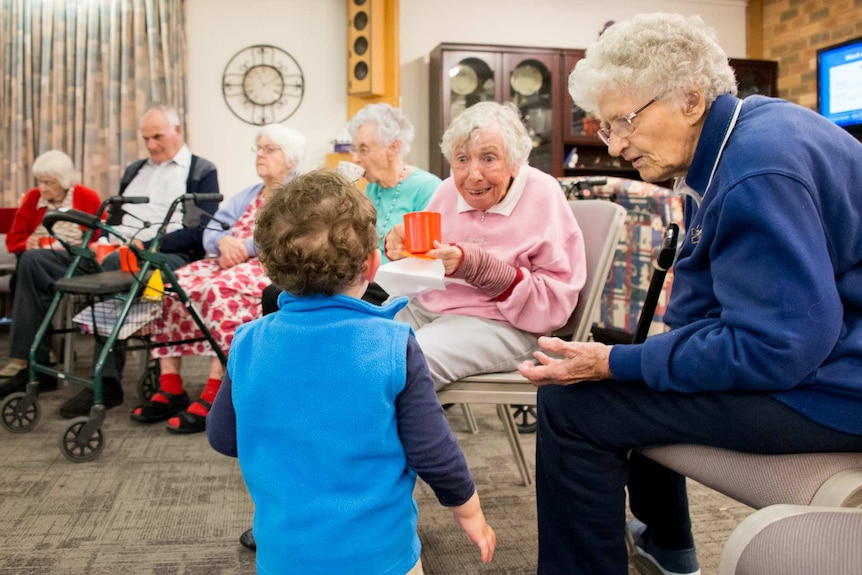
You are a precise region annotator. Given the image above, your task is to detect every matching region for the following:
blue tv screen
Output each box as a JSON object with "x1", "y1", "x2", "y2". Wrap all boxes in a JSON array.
[{"x1": 817, "y1": 36, "x2": 862, "y2": 136}]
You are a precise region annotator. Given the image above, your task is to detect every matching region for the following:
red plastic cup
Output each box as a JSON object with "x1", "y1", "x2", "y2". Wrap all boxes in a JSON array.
[
  {"x1": 403, "y1": 211, "x2": 442, "y2": 255},
  {"x1": 119, "y1": 245, "x2": 140, "y2": 273},
  {"x1": 95, "y1": 243, "x2": 118, "y2": 264},
  {"x1": 38, "y1": 236, "x2": 56, "y2": 248}
]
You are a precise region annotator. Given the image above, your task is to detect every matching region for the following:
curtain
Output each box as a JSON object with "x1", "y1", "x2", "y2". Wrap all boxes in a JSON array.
[{"x1": 0, "y1": 0, "x2": 187, "y2": 207}]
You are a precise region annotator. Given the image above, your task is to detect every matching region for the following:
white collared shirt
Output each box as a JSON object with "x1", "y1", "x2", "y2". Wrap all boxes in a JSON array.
[{"x1": 114, "y1": 145, "x2": 192, "y2": 242}]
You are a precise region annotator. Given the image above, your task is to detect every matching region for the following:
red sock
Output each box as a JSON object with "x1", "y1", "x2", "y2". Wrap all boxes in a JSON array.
[
  {"x1": 159, "y1": 373, "x2": 185, "y2": 396},
  {"x1": 189, "y1": 377, "x2": 221, "y2": 416},
  {"x1": 133, "y1": 373, "x2": 184, "y2": 415}
]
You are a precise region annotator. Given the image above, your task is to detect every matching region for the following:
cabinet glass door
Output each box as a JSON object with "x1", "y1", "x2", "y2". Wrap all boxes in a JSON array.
[
  {"x1": 447, "y1": 56, "x2": 498, "y2": 122},
  {"x1": 503, "y1": 53, "x2": 559, "y2": 175}
]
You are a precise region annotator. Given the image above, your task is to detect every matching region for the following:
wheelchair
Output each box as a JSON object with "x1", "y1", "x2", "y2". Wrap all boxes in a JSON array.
[{"x1": 0, "y1": 193, "x2": 227, "y2": 462}]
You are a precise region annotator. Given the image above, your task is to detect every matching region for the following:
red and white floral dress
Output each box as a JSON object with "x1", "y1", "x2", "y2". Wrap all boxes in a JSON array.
[{"x1": 151, "y1": 193, "x2": 269, "y2": 358}]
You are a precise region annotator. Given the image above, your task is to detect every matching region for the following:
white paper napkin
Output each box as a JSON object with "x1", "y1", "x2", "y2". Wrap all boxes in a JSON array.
[{"x1": 374, "y1": 257, "x2": 446, "y2": 296}]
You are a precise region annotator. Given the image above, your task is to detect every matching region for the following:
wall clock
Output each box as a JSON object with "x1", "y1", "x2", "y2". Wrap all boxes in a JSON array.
[{"x1": 222, "y1": 44, "x2": 305, "y2": 125}]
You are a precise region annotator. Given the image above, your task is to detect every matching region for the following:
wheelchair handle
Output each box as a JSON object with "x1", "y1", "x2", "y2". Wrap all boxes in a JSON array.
[
  {"x1": 42, "y1": 209, "x2": 101, "y2": 233},
  {"x1": 181, "y1": 193, "x2": 223, "y2": 203},
  {"x1": 107, "y1": 195, "x2": 149, "y2": 204}
]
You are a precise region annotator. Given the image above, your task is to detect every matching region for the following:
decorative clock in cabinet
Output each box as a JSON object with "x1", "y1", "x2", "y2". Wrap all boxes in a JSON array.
[{"x1": 222, "y1": 44, "x2": 305, "y2": 125}]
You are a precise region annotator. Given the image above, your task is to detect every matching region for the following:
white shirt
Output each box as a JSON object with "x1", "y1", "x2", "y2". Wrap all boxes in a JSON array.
[{"x1": 114, "y1": 145, "x2": 192, "y2": 242}]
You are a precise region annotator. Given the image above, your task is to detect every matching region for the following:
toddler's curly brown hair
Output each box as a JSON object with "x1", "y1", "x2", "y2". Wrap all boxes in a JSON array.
[{"x1": 255, "y1": 169, "x2": 377, "y2": 296}]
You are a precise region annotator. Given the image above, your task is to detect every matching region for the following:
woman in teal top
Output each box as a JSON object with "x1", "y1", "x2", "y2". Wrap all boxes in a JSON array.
[{"x1": 348, "y1": 103, "x2": 441, "y2": 264}]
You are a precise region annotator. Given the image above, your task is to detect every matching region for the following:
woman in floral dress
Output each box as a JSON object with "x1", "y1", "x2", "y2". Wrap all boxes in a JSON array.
[{"x1": 131, "y1": 123, "x2": 306, "y2": 434}]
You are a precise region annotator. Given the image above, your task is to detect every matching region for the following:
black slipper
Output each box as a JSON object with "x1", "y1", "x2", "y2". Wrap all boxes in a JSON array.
[
  {"x1": 130, "y1": 390, "x2": 189, "y2": 423},
  {"x1": 166, "y1": 400, "x2": 210, "y2": 434}
]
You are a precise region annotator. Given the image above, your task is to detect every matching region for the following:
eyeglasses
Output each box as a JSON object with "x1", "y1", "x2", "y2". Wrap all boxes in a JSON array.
[
  {"x1": 597, "y1": 96, "x2": 661, "y2": 146},
  {"x1": 252, "y1": 145, "x2": 282, "y2": 155}
]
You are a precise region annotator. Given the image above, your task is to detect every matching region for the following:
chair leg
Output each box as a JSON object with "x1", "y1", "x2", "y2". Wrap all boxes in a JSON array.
[
  {"x1": 461, "y1": 404, "x2": 479, "y2": 434},
  {"x1": 497, "y1": 404, "x2": 533, "y2": 486}
]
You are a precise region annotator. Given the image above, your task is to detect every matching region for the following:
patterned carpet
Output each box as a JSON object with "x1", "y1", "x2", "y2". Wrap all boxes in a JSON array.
[{"x1": 0, "y1": 333, "x2": 751, "y2": 574}]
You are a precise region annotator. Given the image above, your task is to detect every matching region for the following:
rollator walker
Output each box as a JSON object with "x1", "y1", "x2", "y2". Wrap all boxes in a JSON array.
[{"x1": 0, "y1": 193, "x2": 227, "y2": 462}]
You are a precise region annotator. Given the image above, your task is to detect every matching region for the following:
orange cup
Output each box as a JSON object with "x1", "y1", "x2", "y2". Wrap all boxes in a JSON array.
[
  {"x1": 403, "y1": 211, "x2": 442, "y2": 255},
  {"x1": 39, "y1": 236, "x2": 56, "y2": 248},
  {"x1": 95, "y1": 243, "x2": 118, "y2": 264},
  {"x1": 119, "y1": 245, "x2": 140, "y2": 273}
]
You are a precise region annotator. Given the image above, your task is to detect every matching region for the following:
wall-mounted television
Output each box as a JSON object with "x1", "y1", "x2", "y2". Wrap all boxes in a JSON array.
[{"x1": 817, "y1": 36, "x2": 862, "y2": 137}]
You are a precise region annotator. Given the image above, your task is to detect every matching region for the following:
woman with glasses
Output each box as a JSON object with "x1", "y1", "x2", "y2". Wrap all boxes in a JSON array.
[
  {"x1": 132, "y1": 123, "x2": 306, "y2": 435},
  {"x1": 518, "y1": 13, "x2": 862, "y2": 575},
  {"x1": 347, "y1": 103, "x2": 441, "y2": 262}
]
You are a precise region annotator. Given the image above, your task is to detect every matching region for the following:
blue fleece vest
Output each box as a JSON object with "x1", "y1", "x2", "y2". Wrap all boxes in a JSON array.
[{"x1": 229, "y1": 293, "x2": 420, "y2": 574}]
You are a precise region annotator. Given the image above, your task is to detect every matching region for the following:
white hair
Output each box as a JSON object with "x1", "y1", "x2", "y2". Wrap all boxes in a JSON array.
[
  {"x1": 32, "y1": 150, "x2": 78, "y2": 189},
  {"x1": 257, "y1": 124, "x2": 307, "y2": 169},
  {"x1": 439, "y1": 101, "x2": 532, "y2": 167},
  {"x1": 347, "y1": 103, "x2": 416, "y2": 157},
  {"x1": 568, "y1": 13, "x2": 738, "y2": 115}
]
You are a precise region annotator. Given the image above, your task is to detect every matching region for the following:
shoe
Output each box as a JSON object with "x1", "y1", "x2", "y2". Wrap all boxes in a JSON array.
[
  {"x1": 0, "y1": 368, "x2": 58, "y2": 399},
  {"x1": 239, "y1": 528, "x2": 256, "y2": 551},
  {"x1": 59, "y1": 378, "x2": 125, "y2": 419},
  {"x1": 130, "y1": 390, "x2": 189, "y2": 423},
  {"x1": 166, "y1": 399, "x2": 210, "y2": 434},
  {"x1": 0, "y1": 362, "x2": 26, "y2": 379},
  {"x1": 628, "y1": 519, "x2": 701, "y2": 575}
]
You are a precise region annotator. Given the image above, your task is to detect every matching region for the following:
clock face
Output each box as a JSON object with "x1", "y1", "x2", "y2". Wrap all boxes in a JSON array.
[{"x1": 223, "y1": 45, "x2": 305, "y2": 125}]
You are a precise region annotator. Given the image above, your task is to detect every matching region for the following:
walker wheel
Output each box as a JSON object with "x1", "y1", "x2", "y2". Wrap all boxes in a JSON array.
[
  {"x1": 510, "y1": 405, "x2": 537, "y2": 434},
  {"x1": 0, "y1": 392, "x2": 41, "y2": 433},
  {"x1": 59, "y1": 417, "x2": 105, "y2": 462}
]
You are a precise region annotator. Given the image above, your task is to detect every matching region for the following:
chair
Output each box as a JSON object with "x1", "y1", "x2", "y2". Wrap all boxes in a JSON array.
[
  {"x1": 718, "y1": 504, "x2": 862, "y2": 575},
  {"x1": 634, "y1": 447, "x2": 862, "y2": 573},
  {"x1": 436, "y1": 199, "x2": 627, "y2": 486},
  {"x1": 633, "y1": 253, "x2": 862, "y2": 574}
]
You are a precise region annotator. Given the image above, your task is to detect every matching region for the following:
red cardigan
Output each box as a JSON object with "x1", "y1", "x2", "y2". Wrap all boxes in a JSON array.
[{"x1": 5, "y1": 184, "x2": 102, "y2": 254}]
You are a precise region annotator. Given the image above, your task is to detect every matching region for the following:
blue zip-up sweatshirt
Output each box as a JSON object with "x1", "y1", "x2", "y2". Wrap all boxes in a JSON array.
[{"x1": 611, "y1": 94, "x2": 862, "y2": 435}]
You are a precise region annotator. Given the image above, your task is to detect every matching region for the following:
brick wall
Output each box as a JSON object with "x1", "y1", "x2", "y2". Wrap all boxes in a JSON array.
[{"x1": 760, "y1": 0, "x2": 862, "y2": 109}]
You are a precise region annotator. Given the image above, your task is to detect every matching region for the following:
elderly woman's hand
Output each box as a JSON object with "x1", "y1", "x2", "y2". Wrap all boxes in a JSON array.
[
  {"x1": 217, "y1": 236, "x2": 250, "y2": 270},
  {"x1": 517, "y1": 336, "x2": 614, "y2": 387},
  {"x1": 384, "y1": 224, "x2": 406, "y2": 261},
  {"x1": 427, "y1": 240, "x2": 463, "y2": 275}
]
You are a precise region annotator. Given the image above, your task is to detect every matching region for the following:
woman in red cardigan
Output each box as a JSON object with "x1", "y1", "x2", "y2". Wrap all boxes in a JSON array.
[{"x1": 1, "y1": 150, "x2": 101, "y2": 378}]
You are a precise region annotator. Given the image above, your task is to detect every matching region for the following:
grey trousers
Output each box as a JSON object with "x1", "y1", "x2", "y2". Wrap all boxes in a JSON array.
[{"x1": 394, "y1": 299, "x2": 537, "y2": 390}]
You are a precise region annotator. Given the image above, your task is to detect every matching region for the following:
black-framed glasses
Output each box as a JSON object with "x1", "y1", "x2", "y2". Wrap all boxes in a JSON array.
[{"x1": 597, "y1": 96, "x2": 661, "y2": 146}]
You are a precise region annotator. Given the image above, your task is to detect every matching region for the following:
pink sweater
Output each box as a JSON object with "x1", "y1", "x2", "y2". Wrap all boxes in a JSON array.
[{"x1": 418, "y1": 166, "x2": 586, "y2": 335}]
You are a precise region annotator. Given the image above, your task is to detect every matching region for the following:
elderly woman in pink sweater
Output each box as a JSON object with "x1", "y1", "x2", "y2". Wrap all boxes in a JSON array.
[{"x1": 385, "y1": 101, "x2": 586, "y2": 389}]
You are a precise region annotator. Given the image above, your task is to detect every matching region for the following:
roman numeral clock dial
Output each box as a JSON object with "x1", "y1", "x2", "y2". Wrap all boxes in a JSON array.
[{"x1": 222, "y1": 44, "x2": 305, "y2": 125}]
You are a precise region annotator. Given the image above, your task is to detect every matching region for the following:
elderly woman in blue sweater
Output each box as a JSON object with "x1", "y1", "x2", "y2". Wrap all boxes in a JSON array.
[{"x1": 517, "y1": 13, "x2": 862, "y2": 575}]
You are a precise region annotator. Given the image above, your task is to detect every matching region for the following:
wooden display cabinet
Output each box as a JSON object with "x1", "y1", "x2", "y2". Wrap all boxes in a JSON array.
[{"x1": 429, "y1": 43, "x2": 562, "y2": 178}]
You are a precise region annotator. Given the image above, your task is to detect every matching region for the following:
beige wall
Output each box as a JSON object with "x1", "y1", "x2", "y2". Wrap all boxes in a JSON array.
[{"x1": 186, "y1": 0, "x2": 747, "y2": 197}]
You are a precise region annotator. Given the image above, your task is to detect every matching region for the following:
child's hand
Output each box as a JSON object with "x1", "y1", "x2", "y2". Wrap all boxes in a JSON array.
[
  {"x1": 450, "y1": 492, "x2": 496, "y2": 563},
  {"x1": 457, "y1": 514, "x2": 496, "y2": 562}
]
